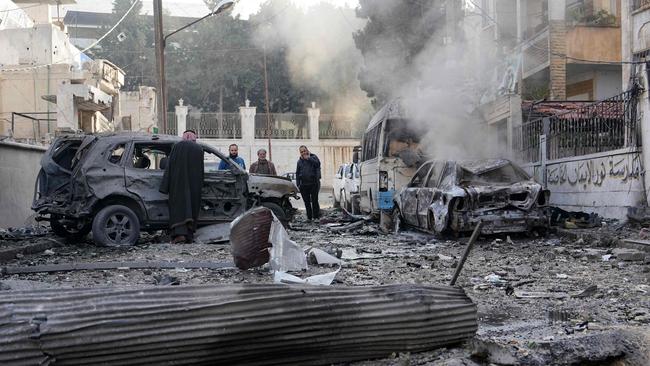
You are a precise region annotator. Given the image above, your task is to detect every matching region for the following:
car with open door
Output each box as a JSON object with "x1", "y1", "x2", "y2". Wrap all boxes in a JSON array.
[{"x1": 32, "y1": 133, "x2": 299, "y2": 246}]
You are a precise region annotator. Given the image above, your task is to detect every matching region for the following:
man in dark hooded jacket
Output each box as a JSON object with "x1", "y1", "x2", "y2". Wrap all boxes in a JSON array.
[{"x1": 160, "y1": 130, "x2": 204, "y2": 243}]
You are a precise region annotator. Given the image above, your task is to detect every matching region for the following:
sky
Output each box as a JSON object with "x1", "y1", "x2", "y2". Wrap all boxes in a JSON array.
[{"x1": 61, "y1": 0, "x2": 359, "y2": 18}]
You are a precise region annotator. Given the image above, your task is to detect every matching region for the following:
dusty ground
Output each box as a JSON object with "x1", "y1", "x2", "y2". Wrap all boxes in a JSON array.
[{"x1": 1, "y1": 202, "x2": 649, "y2": 365}]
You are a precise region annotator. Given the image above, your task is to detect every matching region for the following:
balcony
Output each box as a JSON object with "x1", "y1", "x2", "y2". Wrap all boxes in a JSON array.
[{"x1": 633, "y1": 0, "x2": 650, "y2": 12}]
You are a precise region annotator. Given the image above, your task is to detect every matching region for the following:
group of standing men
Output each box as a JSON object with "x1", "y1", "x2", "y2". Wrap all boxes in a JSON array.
[{"x1": 161, "y1": 130, "x2": 322, "y2": 244}]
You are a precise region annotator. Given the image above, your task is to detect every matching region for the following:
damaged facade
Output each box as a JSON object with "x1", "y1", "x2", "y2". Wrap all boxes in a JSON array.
[
  {"x1": 473, "y1": 0, "x2": 647, "y2": 220},
  {"x1": 0, "y1": 1, "x2": 126, "y2": 143}
]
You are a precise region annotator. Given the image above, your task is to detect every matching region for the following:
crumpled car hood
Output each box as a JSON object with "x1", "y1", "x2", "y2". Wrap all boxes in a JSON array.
[
  {"x1": 247, "y1": 174, "x2": 299, "y2": 199},
  {"x1": 462, "y1": 181, "x2": 542, "y2": 211}
]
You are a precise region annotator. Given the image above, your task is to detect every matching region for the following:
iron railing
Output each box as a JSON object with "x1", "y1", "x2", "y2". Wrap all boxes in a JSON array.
[
  {"x1": 518, "y1": 89, "x2": 640, "y2": 163},
  {"x1": 319, "y1": 114, "x2": 359, "y2": 139},
  {"x1": 633, "y1": 0, "x2": 650, "y2": 11},
  {"x1": 165, "y1": 112, "x2": 177, "y2": 136},
  {"x1": 10, "y1": 112, "x2": 56, "y2": 142},
  {"x1": 255, "y1": 113, "x2": 309, "y2": 139},
  {"x1": 188, "y1": 113, "x2": 241, "y2": 139}
]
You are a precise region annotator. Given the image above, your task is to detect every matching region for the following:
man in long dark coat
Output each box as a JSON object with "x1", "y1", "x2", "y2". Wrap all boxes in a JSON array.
[{"x1": 160, "y1": 130, "x2": 204, "y2": 243}]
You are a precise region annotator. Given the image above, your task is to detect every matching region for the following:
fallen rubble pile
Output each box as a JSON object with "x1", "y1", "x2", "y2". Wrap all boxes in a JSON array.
[{"x1": 0, "y1": 283, "x2": 477, "y2": 365}]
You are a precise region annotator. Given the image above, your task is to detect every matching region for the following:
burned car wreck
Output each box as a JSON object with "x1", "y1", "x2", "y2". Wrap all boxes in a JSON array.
[
  {"x1": 32, "y1": 133, "x2": 299, "y2": 246},
  {"x1": 393, "y1": 159, "x2": 550, "y2": 235}
]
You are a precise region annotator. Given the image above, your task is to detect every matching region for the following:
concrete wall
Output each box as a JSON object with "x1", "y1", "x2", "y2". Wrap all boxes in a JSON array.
[
  {"x1": 566, "y1": 26, "x2": 622, "y2": 63},
  {"x1": 0, "y1": 64, "x2": 75, "y2": 139},
  {"x1": 118, "y1": 87, "x2": 157, "y2": 133},
  {"x1": 524, "y1": 148, "x2": 645, "y2": 219},
  {"x1": 0, "y1": 141, "x2": 45, "y2": 228}
]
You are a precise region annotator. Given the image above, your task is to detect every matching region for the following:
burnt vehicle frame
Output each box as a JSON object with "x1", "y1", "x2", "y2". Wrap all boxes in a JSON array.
[
  {"x1": 32, "y1": 133, "x2": 299, "y2": 245},
  {"x1": 393, "y1": 159, "x2": 550, "y2": 235}
]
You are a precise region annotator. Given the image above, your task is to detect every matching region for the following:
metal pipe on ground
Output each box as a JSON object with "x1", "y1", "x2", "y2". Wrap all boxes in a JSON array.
[{"x1": 0, "y1": 283, "x2": 477, "y2": 365}]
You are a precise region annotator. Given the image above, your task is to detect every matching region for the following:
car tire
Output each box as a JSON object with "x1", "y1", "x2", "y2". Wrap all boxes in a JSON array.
[
  {"x1": 262, "y1": 201, "x2": 288, "y2": 228},
  {"x1": 50, "y1": 215, "x2": 91, "y2": 241},
  {"x1": 351, "y1": 195, "x2": 361, "y2": 215},
  {"x1": 92, "y1": 205, "x2": 140, "y2": 247},
  {"x1": 392, "y1": 207, "x2": 403, "y2": 234}
]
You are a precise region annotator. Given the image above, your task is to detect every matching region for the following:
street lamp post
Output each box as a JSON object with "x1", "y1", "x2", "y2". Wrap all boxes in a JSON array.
[{"x1": 153, "y1": 0, "x2": 235, "y2": 134}]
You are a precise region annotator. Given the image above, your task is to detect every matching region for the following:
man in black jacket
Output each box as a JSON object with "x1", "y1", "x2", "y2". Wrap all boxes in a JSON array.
[{"x1": 296, "y1": 145, "x2": 321, "y2": 221}]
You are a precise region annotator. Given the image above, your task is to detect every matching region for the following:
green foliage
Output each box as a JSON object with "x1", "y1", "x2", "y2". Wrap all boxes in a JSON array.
[{"x1": 88, "y1": 0, "x2": 328, "y2": 113}]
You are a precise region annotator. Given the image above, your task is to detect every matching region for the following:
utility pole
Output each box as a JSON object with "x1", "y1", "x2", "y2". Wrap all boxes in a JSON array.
[
  {"x1": 263, "y1": 47, "x2": 272, "y2": 160},
  {"x1": 153, "y1": 0, "x2": 167, "y2": 133}
]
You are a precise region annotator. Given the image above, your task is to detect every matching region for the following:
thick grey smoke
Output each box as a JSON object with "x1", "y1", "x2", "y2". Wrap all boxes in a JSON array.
[
  {"x1": 251, "y1": 0, "x2": 372, "y2": 124},
  {"x1": 358, "y1": 2, "x2": 504, "y2": 160}
]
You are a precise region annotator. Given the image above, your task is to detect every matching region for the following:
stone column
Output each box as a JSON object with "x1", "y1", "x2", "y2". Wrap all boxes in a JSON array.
[
  {"x1": 307, "y1": 101, "x2": 320, "y2": 144},
  {"x1": 55, "y1": 84, "x2": 78, "y2": 132},
  {"x1": 175, "y1": 99, "x2": 188, "y2": 137},
  {"x1": 548, "y1": 0, "x2": 567, "y2": 100},
  {"x1": 240, "y1": 99, "x2": 256, "y2": 146}
]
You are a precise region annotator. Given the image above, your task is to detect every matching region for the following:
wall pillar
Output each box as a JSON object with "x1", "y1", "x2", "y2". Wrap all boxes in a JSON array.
[
  {"x1": 548, "y1": 1, "x2": 567, "y2": 100},
  {"x1": 307, "y1": 101, "x2": 320, "y2": 144},
  {"x1": 55, "y1": 84, "x2": 78, "y2": 132},
  {"x1": 175, "y1": 99, "x2": 188, "y2": 137},
  {"x1": 240, "y1": 99, "x2": 256, "y2": 146}
]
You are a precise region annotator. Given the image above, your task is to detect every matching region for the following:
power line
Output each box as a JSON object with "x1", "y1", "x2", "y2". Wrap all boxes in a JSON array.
[{"x1": 0, "y1": 0, "x2": 140, "y2": 73}]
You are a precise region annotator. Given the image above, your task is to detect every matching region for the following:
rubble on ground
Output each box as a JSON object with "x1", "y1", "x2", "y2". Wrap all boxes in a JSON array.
[{"x1": 1, "y1": 207, "x2": 649, "y2": 365}]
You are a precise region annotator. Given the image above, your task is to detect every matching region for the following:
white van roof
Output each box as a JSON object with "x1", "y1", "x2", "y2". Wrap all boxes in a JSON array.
[{"x1": 366, "y1": 98, "x2": 404, "y2": 132}]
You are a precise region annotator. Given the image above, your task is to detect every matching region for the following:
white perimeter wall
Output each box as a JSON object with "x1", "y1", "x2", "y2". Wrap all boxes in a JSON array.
[{"x1": 523, "y1": 148, "x2": 645, "y2": 219}]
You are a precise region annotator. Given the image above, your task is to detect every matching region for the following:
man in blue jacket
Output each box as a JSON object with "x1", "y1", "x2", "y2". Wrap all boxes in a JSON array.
[
  {"x1": 296, "y1": 145, "x2": 321, "y2": 221},
  {"x1": 218, "y1": 143, "x2": 246, "y2": 170}
]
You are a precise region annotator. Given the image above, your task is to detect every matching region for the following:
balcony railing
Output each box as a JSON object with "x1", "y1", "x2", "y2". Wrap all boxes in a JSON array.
[
  {"x1": 517, "y1": 89, "x2": 640, "y2": 163},
  {"x1": 633, "y1": 0, "x2": 650, "y2": 11}
]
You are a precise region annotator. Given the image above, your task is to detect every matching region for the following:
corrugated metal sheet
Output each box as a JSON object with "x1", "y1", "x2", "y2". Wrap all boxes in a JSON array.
[
  {"x1": 0, "y1": 284, "x2": 477, "y2": 365},
  {"x1": 230, "y1": 207, "x2": 273, "y2": 270}
]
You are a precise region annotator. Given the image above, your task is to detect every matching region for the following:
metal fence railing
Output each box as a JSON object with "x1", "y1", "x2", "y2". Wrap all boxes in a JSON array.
[
  {"x1": 255, "y1": 113, "x2": 309, "y2": 139},
  {"x1": 10, "y1": 112, "x2": 56, "y2": 142},
  {"x1": 318, "y1": 114, "x2": 360, "y2": 139},
  {"x1": 188, "y1": 113, "x2": 241, "y2": 139},
  {"x1": 517, "y1": 89, "x2": 640, "y2": 163},
  {"x1": 165, "y1": 112, "x2": 178, "y2": 136},
  {"x1": 633, "y1": 0, "x2": 650, "y2": 11}
]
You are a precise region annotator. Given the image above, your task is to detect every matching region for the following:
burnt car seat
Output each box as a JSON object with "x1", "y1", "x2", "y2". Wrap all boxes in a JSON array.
[{"x1": 134, "y1": 155, "x2": 151, "y2": 169}]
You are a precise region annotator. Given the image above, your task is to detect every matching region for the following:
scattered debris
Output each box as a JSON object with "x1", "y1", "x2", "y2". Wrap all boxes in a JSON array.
[
  {"x1": 229, "y1": 207, "x2": 274, "y2": 270},
  {"x1": 307, "y1": 248, "x2": 342, "y2": 265},
  {"x1": 0, "y1": 225, "x2": 49, "y2": 240},
  {"x1": 550, "y1": 207, "x2": 603, "y2": 229},
  {"x1": 1, "y1": 261, "x2": 234, "y2": 275},
  {"x1": 612, "y1": 248, "x2": 646, "y2": 262},
  {"x1": 194, "y1": 223, "x2": 230, "y2": 244}
]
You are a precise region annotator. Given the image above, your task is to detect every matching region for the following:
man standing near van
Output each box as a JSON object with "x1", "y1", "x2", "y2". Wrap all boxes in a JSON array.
[{"x1": 296, "y1": 145, "x2": 321, "y2": 221}]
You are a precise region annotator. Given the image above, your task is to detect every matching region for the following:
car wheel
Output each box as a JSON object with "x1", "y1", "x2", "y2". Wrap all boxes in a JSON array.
[
  {"x1": 50, "y1": 215, "x2": 91, "y2": 241},
  {"x1": 392, "y1": 207, "x2": 403, "y2": 234},
  {"x1": 332, "y1": 188, "x2": 340, "y2": 208},
  {"x1": 92, "y1": 205, "x2": 140, "y2": 247},
  {"x1": 261, "y1": 201, "x2": 288, "y2": 228},
  {"x1": 352, "y1": 195, "x2": 361, "y2": 215}
]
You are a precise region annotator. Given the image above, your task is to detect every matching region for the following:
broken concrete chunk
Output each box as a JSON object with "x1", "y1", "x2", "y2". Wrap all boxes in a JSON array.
[
  {"x1": 514, "y1": 265, "x2": 533, "y2": 276},
  {"x1": 612, "y1": 248, "x2": 646, "y2": 262}
]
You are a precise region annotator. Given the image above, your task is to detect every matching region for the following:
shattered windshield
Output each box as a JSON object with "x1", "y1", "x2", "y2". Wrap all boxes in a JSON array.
[
  {"x1": 458, "y1": 163, "x2": 530, "y2": 185},
  {"x1": 382, "y1": 118, "x2": 426, "y2": 163}
]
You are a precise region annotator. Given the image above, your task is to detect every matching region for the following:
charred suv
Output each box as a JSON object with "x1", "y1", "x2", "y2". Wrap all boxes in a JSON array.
[
  {"x1": 32, "y1": 133, "x2": 299, "y2": 246},
  {"x1": 393, "y1": 159, "x2": 550, "y2": 235}
]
